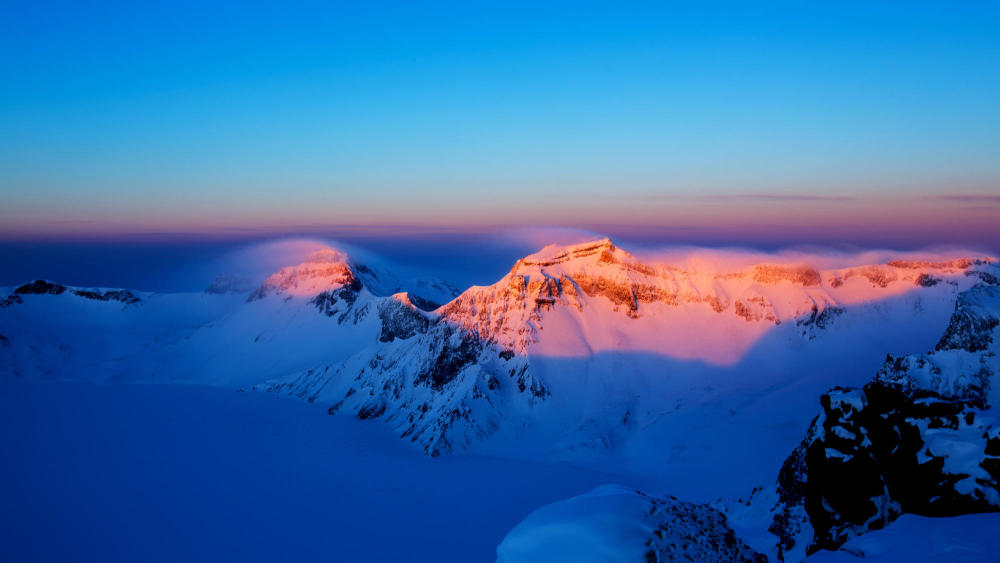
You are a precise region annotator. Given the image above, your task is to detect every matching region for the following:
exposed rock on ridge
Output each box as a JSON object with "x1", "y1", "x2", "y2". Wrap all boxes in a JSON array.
[{"x1": 769, "y1": 282, "x2": 1000, "y2": 558}]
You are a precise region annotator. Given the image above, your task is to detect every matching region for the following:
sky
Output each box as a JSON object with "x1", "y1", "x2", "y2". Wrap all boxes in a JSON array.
[{"x1": 1, "y1": 1, "x2": 999, "y2": 246}]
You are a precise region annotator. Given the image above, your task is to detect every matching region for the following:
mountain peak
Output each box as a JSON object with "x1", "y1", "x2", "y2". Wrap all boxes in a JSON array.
[
  {"x1": 518, "y1": 237, "x2": 626, "y2": 269},
  {"x1": 249, "y1": 246, "x2": 358, "y2": 301},
  {"x1": 303, "y1": 247, "x2": 350, "y2": 265}
]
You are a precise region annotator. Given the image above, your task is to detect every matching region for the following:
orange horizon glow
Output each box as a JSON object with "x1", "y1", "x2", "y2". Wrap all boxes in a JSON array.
[{"x1": 2, "y1": 191, "x2": 997, "y2": 247}]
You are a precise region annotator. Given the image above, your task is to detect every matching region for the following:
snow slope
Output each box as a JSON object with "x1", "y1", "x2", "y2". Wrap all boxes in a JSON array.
[
  {"x1": 809, "y1": 512, "x2": 1000, "y2": 563},
  {"x1": 0, "y1": 379, "x2": 616, "y2": 563}
]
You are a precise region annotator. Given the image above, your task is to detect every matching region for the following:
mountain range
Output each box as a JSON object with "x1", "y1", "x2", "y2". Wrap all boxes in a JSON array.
[{"x1": 2, "y1": 238, "x2": 998, "y2": 561}]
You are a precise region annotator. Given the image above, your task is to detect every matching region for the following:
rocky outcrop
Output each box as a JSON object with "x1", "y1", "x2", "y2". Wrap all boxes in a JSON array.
[
  {"x1": 71, "y1": 289, "x2": 141, "y2": 305},
  {"x1": 844, "y1": 265, "x2": 898, "y2": 288},
  {"x1": 889, "y1": 258, "x2": 989, "y2": 270},
  {"x1": 751, "y1": 264, "x2": 821, "y2": 287},
  {"x1": 310, "y1": 278, "x2": 364, "y2": 321},
  {"x1": 771, "y1": 382, "x2": 999, "y2": 556},
  {"x1": 377, "y1": 294, "x2": 430, "y2": 342},
  {"x1": 497, "y1": 485, "x2": 766, "y2": 563},
  {"x1": 769, "y1": 283, "x2": 1000, "y2": 558},
  {"x1": 935, "y1": 286, "x2": 1000, "y2": 353},
  {"x1": 14, "y1": 280, "x2": 68, "y2": 295},
  {"x1": 644, "y1": 492, "x2": 768, "y2": 563},
  {"x1": 2, "y1": 281, "x2": 140, "y2": 305}
]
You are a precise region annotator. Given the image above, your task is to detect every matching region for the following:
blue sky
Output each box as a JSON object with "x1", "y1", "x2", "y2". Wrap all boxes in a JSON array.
[{"x1": 1, "y1": 1, "x2": 998, "y2": 240}]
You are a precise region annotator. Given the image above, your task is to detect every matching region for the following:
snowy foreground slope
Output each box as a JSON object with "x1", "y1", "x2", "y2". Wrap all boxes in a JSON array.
[
  {"x1": 2, "y1": 238, "x2": 1000, "y2": 561},
  {"x1": 0, "y1": 379, "x2": 614, "y2": 563}
]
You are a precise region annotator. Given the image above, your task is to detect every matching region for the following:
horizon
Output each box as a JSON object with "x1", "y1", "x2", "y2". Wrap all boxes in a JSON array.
[{"x1": 2, "y1": 229, "x2": 997, "y2": 294}]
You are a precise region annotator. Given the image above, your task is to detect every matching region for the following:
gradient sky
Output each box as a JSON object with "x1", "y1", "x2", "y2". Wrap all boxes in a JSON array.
[{"x1": 1, "y1": 1, "x2": 999, "y2": 244}]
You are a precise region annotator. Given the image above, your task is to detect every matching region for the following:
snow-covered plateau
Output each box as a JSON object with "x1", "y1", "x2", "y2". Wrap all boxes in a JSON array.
[{"x1": 3, "y1": 238, "x2": 999, "y2": 562}]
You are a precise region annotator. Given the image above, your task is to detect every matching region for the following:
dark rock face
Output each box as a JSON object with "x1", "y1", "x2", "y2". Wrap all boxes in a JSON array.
[
  {"x1": 644, "y1": 493, "x2": 768, "y2": 563},
  {"x1": 935, "y1": 286, "x2": 1000, "y2": 352},
  {"x1": 406, "y1": 293, "x2": 441, "y2": 312},
  {"x1": 377, "y1": 299, "x2": 429, "y2": 342},
  {"x1": 416, "y1": 330, "x2": 482, "y2": 390},
  {"x1": 796, "y1": 305, "x2": 845, "y2": 339},
  {"x1": 357, "y1": 399, "x2": 387, "y2": 419},
  {"x1": 771, "y1": 282, "x2": 1000, "y2": 557},
  {"x1": 751, "y1": 264, "x2": 822, "y2": 287},
  {"x1": 14, "y1": 280, "x2": 67, "y2": 295},
  {"x1": 967, "y1": 270, "x2": 1000, "y2": 286},
  {"x1": 71, "y1": 289, "x2": 141, "y2": 305},
  {"x1": 915, "y1": 273, "x2": 940, "y2": 287},
  {"x1": 5, "y1": 281, "x2": 140, "y2": 305},
  {"x1": 772, "y1": 383, "x2": 999, "y2": 556},
  {"x1": 310, "y1": 278, "x2": 363, "y2": 320}
]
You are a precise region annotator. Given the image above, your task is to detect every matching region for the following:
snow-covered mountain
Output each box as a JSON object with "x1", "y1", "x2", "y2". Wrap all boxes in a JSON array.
[
  {"x1": 263, "y1": 238, "x2": 996, "y2": 463},
  {"x1": 3, "y1": 238, "x2": 996, "y2": 464},
  {"x1": 0, "y1": 246, "x2": 457, "y2": 387},
  {"x1": 3, "y1": 237, "x2": 999, "y2": 560},
  {"x1": 498, "y1": 261, "x2": 1000, "y2": 563}
]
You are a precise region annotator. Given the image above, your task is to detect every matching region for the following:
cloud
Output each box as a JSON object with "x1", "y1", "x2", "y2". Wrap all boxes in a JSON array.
[
  {"x1": 926, "y1": 194, "x2": 1000, "y2": 205},
  {"x1": 630, "y1": 192, "x2": 857, "y2": 203},
  {"x1": 629, "y1": 244, "x2": 991, "y2": 272}
]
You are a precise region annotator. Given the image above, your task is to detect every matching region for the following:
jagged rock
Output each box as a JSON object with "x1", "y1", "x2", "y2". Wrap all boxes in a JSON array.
[
  {"x1": 915, "y1": 273, "x2": 940, "y2": 287},
  {"x1": 406, "y1": 293, "x2": 441, "y2": 312},
  {"x1": 4, "y1": 282, "x2": 140, "y2": 305},
  {"x1": 14, "y1": 280, "x2": 67, "y2": 295},
  {"x1": 889, "y1": 258, "x2": 985, "y2": 270},
  {"x1": 310, "y1": 278, "x2": 364, "y2": 321},
  {"x1": 377, "y1": 294, "x2": 430, "y2": 342},
  {"x1": 770, "y1": 283, "x2": 1000, "y2": 558},
  {"x1": 752, "y1": 264, "x2": 822, "y2": 286},
  {"x1": 845, "y1": 265, "x2": 898, "y2": 288},
  {"x1": 796, "y1": 305, "x2": 845, "y2": 338},
  {"x1": 772, "y1": 382, "x2": 999, "y2": 556},
  {"x1": 72, "y1": 289, "x2": 141, "y2": 304},
  {"x1": 935, "y1": 286, "x2": 1000, "y2": 352},
  {"x1": 967, "y1": 270, "x2": 1000, "y2": 286},
  {"x1": 645, "y1": 493, "x2": 767, "y2": 563}
]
